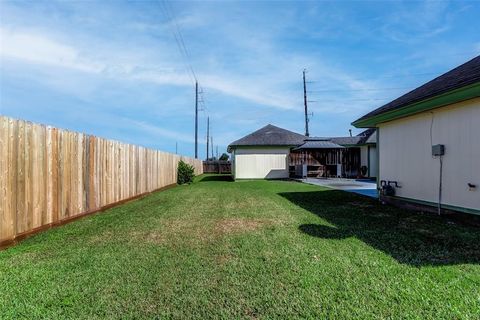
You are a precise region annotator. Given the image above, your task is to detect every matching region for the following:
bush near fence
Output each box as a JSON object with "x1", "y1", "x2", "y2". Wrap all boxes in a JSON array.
[{"x1": 0, "y1": 116, "x2": 203, "y2": 246}]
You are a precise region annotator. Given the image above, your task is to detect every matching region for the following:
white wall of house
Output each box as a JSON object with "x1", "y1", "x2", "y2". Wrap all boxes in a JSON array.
[
  {"x1": 360, "y1": 146, "x2": 369, "y2": 167},
  {"x1": 368, "y1": 145, "x2": 378, "y2": 178},
  {"x1": 360, "y1": 145, "x2": 377, "y2": 178},
  {"x1": 378, "y1": 97, "x2": 480, "y2": 211},
  {"x1": 233, "y1": 147, "x2": 290, "y2": 179}
]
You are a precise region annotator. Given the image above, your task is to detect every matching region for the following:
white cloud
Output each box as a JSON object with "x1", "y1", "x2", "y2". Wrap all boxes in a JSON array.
[
  {"x1": 0, "y1": 27, "x2": 300, "y2": 110},
  {"x1": 124, "y1": 118, "x2": 194, "y2": 144},
  {"x1": 380, "y1": 1, "x2": 452, "y2": 43},
  {"x1": 0, "y1": 27, "x2": 103, "y2": 73},
  {"x1": 1, "y1": 7, "x2": 387, "y2": 120}
]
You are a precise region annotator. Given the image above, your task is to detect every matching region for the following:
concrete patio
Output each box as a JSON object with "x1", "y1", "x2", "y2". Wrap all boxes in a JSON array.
[{"x1": 299, "y1": 178, "x2": 378, "y2": 198}]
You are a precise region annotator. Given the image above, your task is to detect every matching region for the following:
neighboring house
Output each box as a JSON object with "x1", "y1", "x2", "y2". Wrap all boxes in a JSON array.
[
  {"x1": 353, "y1": 55, "x2": 480, "y2": 215},
  {"x1": 292, "y1": 129, "x2": 377, "y2": 178},
  {"x1": 228, "y1": 124, "x2": 377, "y2": 179},
  {"x1": 228, "y1": 124, "x2": 306, "y2": 179},
  {"x1": 330, "y1": 128, "x2": 377, "y2": 178}
]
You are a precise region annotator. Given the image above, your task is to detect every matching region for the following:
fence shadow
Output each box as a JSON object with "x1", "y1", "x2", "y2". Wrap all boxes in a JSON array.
[
  {"x1": 198, "y1": 174, "x2": 234, "y2": 182},
  {"x1": 278, "y1": 190, "x2": 480, "y2": 267}
]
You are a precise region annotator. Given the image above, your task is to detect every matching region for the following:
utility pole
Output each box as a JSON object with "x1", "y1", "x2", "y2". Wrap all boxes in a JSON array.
[
  {"x1": 216, "y1": 145, "x2": 218, "y2": 159},
  {"x1": 195, "y1": 81, "x2": 198, "y2": 159},
  {"x1": 206, "y1": 116, "x2": 210, "y2": 160},
  {"x1": 303, "y1": 69, "x2": 309, "y2": 137},
  {"x1": 211, "y1": 136, "x2": 214, "y2": 159}
]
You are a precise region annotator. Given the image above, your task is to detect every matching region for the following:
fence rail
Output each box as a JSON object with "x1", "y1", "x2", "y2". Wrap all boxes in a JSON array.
[{"x1": 0, "y1": 116, "x2": 202, "y2": 245}]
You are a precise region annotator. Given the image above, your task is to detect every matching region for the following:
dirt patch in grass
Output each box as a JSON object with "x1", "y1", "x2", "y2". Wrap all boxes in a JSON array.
[
  {"x1": 213, "y1": 218, "x2": 277, "y2": 235},
  {"x1": 4, "y1": 251, "x2": 40, "y2": 266},
  {"x1": 128, "y1": 219, "x2": 195, "y2": 245},
  {"x1": 215, "y1": 253, "x2": 234, "y2": 266},
  {"x1": 128, "y1": 217, "x2": 279, "y2": 246},
  {"x1": 87, "y1": 230, "x2": 115, "y2": 245}
]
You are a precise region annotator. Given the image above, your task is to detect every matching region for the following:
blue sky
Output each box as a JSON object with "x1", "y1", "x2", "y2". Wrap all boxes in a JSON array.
[{"x1": 1, "y1": 0, "x2": 479, "y2": 158}]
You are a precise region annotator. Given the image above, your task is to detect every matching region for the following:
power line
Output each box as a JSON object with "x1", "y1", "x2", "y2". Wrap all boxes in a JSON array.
[
  {"x1": 306, "y1": 72, "x2": 441, "y2": 85},
  {"x1": 159, "y1": 0, "x2": 197, "y2": 84},
  {"x1": 318, "y1": 98, "x2": 391, "y2": 102},
  {"x1": 308, "y1": 86, "x2": 414, "y2": 93},
  {"x1": 159, "y1": 0, "x2": 211, "y2": 159}
]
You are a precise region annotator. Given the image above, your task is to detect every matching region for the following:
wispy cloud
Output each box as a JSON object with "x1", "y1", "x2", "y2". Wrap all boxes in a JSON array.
[
  {"x1": 0, "y1": 26, "x2": 299, "y2": 110},
  {"x1": 0, "y1": 27, "x2": 102, "y2": 73},
  {"x1": 379, "y1": 0, "x2": 452, "y2": 43},
  {"x1": 1, "y1": 0, "x2": 479, "y2": 154},
  {"x1": 124, "y1": 118, "x2": 194, "y2": 144}
]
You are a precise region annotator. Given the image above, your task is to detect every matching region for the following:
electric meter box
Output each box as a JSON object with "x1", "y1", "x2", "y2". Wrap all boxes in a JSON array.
[{"x1": 432, "y1": 144, "x2": 445, "y2": 156}]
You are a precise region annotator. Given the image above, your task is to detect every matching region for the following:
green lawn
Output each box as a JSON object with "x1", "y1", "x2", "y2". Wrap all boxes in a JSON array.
[{"x1": 1, "y1": 175, "x2": 479, "y2": 319}]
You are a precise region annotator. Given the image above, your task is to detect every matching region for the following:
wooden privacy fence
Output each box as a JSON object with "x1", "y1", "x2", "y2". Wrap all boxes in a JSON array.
[{"x1": 0, "y1": 116, "x2": 203, "y2": 246}]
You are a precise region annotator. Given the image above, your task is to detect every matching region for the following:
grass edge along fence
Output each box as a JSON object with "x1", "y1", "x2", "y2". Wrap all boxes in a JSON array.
[{"x1": 0, "y1": 116, "x2": 202, "y2": 247}]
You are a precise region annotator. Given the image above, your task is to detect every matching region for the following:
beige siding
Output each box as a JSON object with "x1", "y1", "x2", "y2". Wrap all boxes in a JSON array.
[
  {"x1": 234, "y1": 147, "x2": 290, "y2": 179},
  {"x1": 368, "y1": 146, "x2": 378, "y2": 178},
  {"x1": 360, "y1": 145, "x2": 377, "y2": 177},
  {"x1": 360, "y1": 146, "x2": 368, "y2": 167},
  {"x1": 378, "y1": 98, "x2": 480, "y2": 211}
]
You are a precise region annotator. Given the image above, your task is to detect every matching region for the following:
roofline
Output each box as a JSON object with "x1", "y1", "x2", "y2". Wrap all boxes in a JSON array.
[
  {"x1": 339, "y1": 144, "x2": 363, "y2": 147},
  {"x1": 352, "y1": 82, "x2": 480, "y2": 128},
  {"x1": 293, "y1": 146, "x2": 345, "y2": 150},
  {"x1": 227, "y1": 144, "x2": 298, "y2": 152}
]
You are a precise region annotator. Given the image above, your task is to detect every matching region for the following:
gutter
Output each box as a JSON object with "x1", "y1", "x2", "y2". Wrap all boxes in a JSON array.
[{"x1": 352, "y1": 82, "x2": 480, "y2": 128}]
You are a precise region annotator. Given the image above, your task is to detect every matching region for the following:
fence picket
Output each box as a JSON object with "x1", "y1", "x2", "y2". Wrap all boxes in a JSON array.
[{"x1": 0, "y1": 116, "x2": 202, "y2": 245}]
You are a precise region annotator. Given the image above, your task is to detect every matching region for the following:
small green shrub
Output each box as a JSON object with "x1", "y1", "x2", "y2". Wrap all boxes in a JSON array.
[{"x1": 177, "y1": 160, "x2": 195, "y2": 184}]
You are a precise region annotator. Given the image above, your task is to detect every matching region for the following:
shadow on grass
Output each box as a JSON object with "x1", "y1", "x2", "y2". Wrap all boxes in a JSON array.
[
  {"x1": 279, "y1": 190, "x2": 480, "y2": 267},
  {"x1": 199, "y1": 174, "x2": 234, "y2": 182}
]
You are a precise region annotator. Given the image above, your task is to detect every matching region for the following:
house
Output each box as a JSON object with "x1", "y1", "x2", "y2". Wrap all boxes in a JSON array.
[
  {"x1": 228, "y1": 124, "x2": 377, "y2": 180},
  {"x1": 291, "y1": 129, "x2": 377, "y2": 178},
  {"x1": 329, "y1": 128, "x2": 377, "y2": 178},
  {"x1": 227, "y1": 124, "x2": 306, "y2": 179},
  {"x1": 352, "y1": 55, "x2": 480, "y2": 215}
]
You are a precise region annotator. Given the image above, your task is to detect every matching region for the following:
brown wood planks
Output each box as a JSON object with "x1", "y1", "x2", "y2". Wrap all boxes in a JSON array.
[{"x1": 0, "y1": 115, "x2": 203, "y2": 244}]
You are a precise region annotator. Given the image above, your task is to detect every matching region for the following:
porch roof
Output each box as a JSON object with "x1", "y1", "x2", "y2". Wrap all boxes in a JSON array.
[{"x1": 293, "y1": 139, "x2": 345, "y2": 150}]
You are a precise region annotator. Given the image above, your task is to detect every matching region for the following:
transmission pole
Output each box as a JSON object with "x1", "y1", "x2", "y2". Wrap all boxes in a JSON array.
[
  {"x1": 206, "y1": 116, "x2": 210, "y2": 160},
  {"x1": 195, "y1": 81, "x2": 198, "y2": 159},
  {"x1": 303, "y1": 69, "x2": 309, "y2": 137},
  {"x1": 211, "y1": 136, "x2": 214, "y2": 159}
]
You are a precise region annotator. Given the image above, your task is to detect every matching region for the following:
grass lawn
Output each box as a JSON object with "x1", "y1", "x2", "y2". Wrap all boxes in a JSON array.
[{"x1": 1, "y1": 175, "x2": 479, "y2": 319}]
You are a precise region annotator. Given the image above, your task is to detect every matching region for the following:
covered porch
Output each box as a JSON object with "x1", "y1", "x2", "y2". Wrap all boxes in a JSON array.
[{"x1": 289, "y1": 139, "x2": 361, "y2": 178}]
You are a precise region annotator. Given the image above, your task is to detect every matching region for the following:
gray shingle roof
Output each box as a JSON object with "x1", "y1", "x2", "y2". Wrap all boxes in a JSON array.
[
  {"x1": 353, "y1": 55, "x2": 480, "y2": 125},
  {"x1": 293, "y1": 139, "x2": 344, "y2": 150},
  {"x1": 228, "y1": 124, "x2": 306, "y2": 151},
  {"x1": 330, "y1": 136, "x2": 363, "y2": 145},
  {"x1": 228, "y1": 125, "x2": 376, "y2": 153},
  {"x1": 309, "y1": 129, "x2": 376, "y2": 146}
]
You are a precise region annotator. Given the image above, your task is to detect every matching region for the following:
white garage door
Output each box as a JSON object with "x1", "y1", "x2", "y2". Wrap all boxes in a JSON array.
[{"x1": 235, "y1": 152, "x2": 288, "y2": 179}]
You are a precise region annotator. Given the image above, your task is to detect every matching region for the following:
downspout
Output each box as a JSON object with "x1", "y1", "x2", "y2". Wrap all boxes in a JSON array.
[
  {"x1": 376, "y1": 128, "x2": 380, "y2": 190},
  {"x1": 438, "y1": 155, "x2": 443, "y2": 215}
]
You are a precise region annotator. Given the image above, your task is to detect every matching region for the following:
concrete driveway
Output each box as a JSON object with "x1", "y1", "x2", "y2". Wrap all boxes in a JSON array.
[{"x1": 300, "y1": 178, "x2": 378, "y2": 198}]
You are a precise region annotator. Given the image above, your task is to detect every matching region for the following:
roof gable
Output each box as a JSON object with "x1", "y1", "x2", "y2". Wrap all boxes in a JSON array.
[{"x1": 228, "y1": 124, "x2": 306, "y2": 151}]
